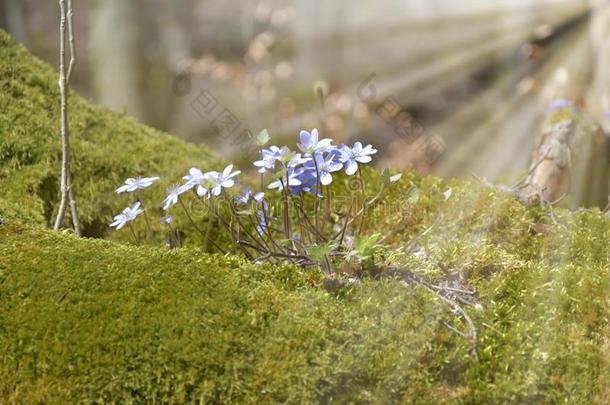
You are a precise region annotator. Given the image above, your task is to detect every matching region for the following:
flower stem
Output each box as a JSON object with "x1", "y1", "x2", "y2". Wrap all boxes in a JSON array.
[
  {"x1": 135, "y1": 192, "x2": 153, "y2": 241},
  {"x1": 279, "y1": 177, "x2": 292, "y2": 240},
  {"x1": 260, "y1": 202, "x2": 290, "y2": 254},
  {"x1": 356, "y1": 167, "x2": 367, "y2": 236},
  {"x1": 141, "y1": 204, "x2": 153, "y2": 241},
  {"x1": 179, "y1": 198, "x2": 225, "y2": 254},
  {"x1": 312, "y1": 157, "x2": 322, "y2": 228},
  {"x1": 226, "y1": 198, "x2": 268, "y2": 252},
  {"x1": 167, "y1": 222, "x2": 180, "y2": 248},
  {"x1": 127, "y1": 222, "x2": 139, "y2": 245},
  {"x1": 323, "y1": 185, "x2": 332, "y2": 233}
]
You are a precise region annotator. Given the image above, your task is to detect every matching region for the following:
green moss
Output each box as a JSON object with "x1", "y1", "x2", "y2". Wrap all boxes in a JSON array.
[
  {"x1": 1, "y1": 27, "x2": 609, "y2": 404},
  {"x1": 0, "y1": 29, "x2": 221, "y2": 237},
  {"x1": 1, "y1": 185, "x2": 609, "y2": 402}
]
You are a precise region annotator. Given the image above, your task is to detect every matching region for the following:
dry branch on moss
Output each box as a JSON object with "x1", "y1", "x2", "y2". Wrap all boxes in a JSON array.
[{"x1": 376, "y1": 266, "x2": 480, "y2": 360}]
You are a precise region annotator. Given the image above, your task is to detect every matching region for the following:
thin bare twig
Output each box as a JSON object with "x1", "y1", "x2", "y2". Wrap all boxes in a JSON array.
[
  {"x1": 66, "y1": 0, "x2": 76, "y2": 82},
  {"x1": 53, "y1": 0, "x2": 69, "y2": 231},
  {"x1": 54, "y1": 0, "x2": 81, "y2": 235},
  {"x1": 437, "y1": 294, "x2": 479, "y2": 361}
]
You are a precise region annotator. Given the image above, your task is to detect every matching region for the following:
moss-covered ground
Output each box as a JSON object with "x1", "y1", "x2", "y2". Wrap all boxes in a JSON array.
[
  {"x1": 0, "y1": 29, "x2": 221, "y2": 237},
  {"x1": 1, "y1": 30, "x2": 609, "y2": 403}
]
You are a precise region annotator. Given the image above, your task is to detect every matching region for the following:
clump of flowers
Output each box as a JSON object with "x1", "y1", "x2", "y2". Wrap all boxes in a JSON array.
[{"x1": 110, "y1": 128, "x2": 401, "y2": 273}]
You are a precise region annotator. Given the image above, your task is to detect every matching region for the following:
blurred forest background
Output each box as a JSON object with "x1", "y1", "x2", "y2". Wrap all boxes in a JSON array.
[{"x1": 1, "y1": 0, "x2": 609, "y2": 183}]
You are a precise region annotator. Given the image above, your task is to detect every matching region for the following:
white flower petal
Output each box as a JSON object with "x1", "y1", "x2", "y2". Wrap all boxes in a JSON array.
[
  {"x1": 317, "y1": 138, "x2": 332, "y2": 148},
  {"x1": 361, "y1": 145, "x2": 377, "y2": 155},
  {"x1": 223, "y1": 164, "x2": 233, "y2": 177},
  {"x1": 287, "y1": 177, "x2": 302, "y2": 186},
  {"x1": 320, "y1": 171, "x2": 332, "y2": 185},
  {"x1": 227, "y1": 170, "x2": 241, "y2": 180},
  {"x1": 267, "y1": 180, "x2": 282, "y2": 189},
  {"x1": 196, "y1": 185, "x2": 208, "y2": 197},
  {"x1": 345, "y1": 159, "x2": 358, "y2": 175},
  {"x1": 115, "y1": 185, "x2": 130, "y2": 194}
]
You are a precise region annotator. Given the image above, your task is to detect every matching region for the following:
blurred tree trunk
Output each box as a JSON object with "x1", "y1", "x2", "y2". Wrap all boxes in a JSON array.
[
  {"x1": 89, "y1": 0, "x2": 145, "y2": 121},
  {"x1": 147, "y1": 0, "x2": 192, "y2": 131},
  {"x1": 523, "y1": 112, "x2": 607, "y2": 209},
  {"x1": 587, "y1": 0, "x2": 610, "y2": 132},
  {"x1": 1, "y1": 0, "x2": 28, "y2": 45}
]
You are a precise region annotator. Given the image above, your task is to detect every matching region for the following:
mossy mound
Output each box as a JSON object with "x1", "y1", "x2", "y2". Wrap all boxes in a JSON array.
[
  {"x1": 1, "y1": 27, "x2": 609, "y2": 404},
  {"x1": 1, "y1": 175, "x2": 609, "y2": 403},
  {"x1": 0, "y1": 29, "x2": 221, "y2": 237}
]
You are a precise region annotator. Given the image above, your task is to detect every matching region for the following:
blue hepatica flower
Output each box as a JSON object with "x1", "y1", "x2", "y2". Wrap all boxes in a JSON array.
[
  {"x1": 306, "y1": 152, "x2": 343, "y2": 186},
  {"x1": 115, "y1": 176, "x2": 160, "y2": 194},
  {"x1": 183, "y1": 168, "x2": 207, "y2": 188},
  {"x1": 162, "y1": 184, "x2": 189, "y2": 210},
  {"x1": 268, "y1": 166, "x2": 303, "y2": 190},
  {"x1": 253, "y1": 146, "x2": 281, "y2": 173},
  {"x1": 160, "y1": 215, "x2": 174, "y2": 225},
  {"x1": 298, "y1": 128, "x2": 333, "y2": 155},
  {"x1": 339, "y1": 142, "x2": 378, "y2": 175},
  {"x1": 211, "y1": 164, "x2": 241, "y2": 196},
  {"x1": 604, "y1": 111, "x2": 610, "y2": 119},
  {"x1": 549, "y1": 99, "x2": 572, "y2": 111},
  {"x1": 256, "y1": 210, "x2": 273, "y2": 235},
  {"x1": 183, "y1": 168, "x2": 209, "y2": 196},
  {"x1": 235, "y1": 187, "x2": 265, "y2": 205},
  {"x1": 290, "y1": 168, "x2": 320, "y2": 196},
  {"x1": 110, "y1": 201, "x2": 144, "y2": 229},
  {"x1": 327, "y1": 146, "x2": 345, "y2": 164},
  {"x1": 254, "y1": 146, "x2": 303, "y2": 172},
  {"x1": 287, "y1": 152, "x2": 308, "y2": 168}
]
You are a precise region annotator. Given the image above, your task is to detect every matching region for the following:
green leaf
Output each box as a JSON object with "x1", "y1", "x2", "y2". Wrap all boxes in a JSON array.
[
  {"x1": 347, "y1": 233, "x2": 383, "y2": 264},
  {"x1": 306, "y1": 240, "x2": 339, "y2": 263}
]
